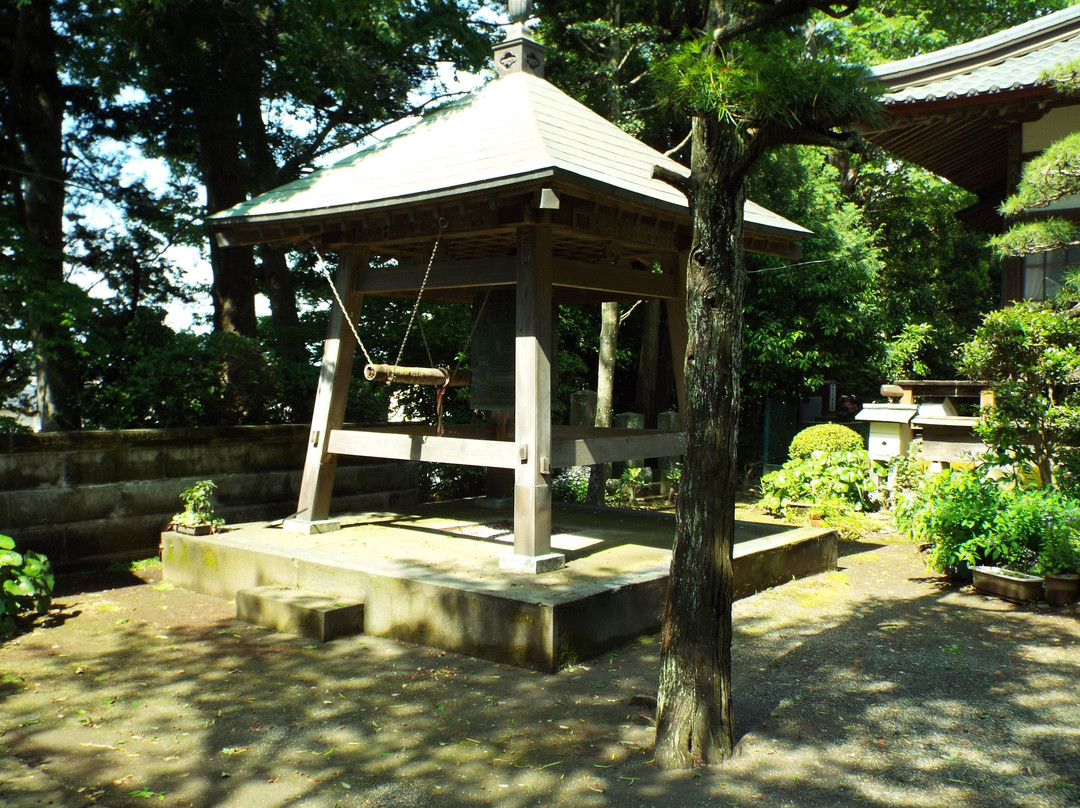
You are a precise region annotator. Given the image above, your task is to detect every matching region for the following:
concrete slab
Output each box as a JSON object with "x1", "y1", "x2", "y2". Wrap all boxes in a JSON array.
[
  {"x1": 163, "y1": 501, "x2": 836, "y2": 671},
  {"x1": 236, "y1": 585, "x2": 364, "y2": 642}
]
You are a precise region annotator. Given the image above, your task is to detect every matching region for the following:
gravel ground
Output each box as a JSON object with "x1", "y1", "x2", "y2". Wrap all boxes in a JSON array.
[{"x1": 1, "y1": 533, "x2": 1078, "y2": 808}]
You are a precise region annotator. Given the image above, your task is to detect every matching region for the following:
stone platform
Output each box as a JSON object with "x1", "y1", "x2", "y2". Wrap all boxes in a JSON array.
[{"x1": 162, "y1": 501, "x2": 836, "y2": 671}]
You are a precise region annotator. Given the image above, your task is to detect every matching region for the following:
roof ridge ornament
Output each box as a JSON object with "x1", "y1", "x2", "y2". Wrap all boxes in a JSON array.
[
  {"x1": 495, "y1": 0, "x2": 545, "y2": 78},
  {"x1": 508, "y1": 0, "x2": 533, "y2": 24}
]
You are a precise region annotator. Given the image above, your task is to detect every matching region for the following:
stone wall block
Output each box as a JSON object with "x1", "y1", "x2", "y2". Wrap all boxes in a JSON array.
[
  {"x1": 214, "y1": 472, "x2": 291, "y2": 507},
  {"x1": 164, "y1": 445, "x2": 250, "y2": 478},
  {"x1": 66, "y1": 516, "x2": 170, "y2": 564},
  {"x1": 0, "y1": 452, "x2": 65, "y2": 489},
  {"x1": 328, "y1": 491, "x2": 393, "y2": 514},
  {"x1": 388, "y1": 487, "x2": 422, "y2": 509},
  {"x1": 8, "y1": 485, "x2": 119, "y2": 528},
  {"x1": 87, "y1": 447, "x2": 166, "y2": 485},
  {"x1": 247, "y1": 438, "x2": 305, "y2": 472},
  {"x1": 118, "y1": 479, "x2": 190, "y2": 518},
  {"x1": 0, "y1": 426, "x2": 419, "y2": 566},
  {"x1": 0, "y1": 524, "x2": 66, "y2": 563},
  {"x1": 330, "y1": 465, "x2": 366, "y2": 495},
  {"x1": 218, "y1": 502, "x2": 295, "y2": 526},
  {"x1": 63, "y1": 449, "x2": 119, "y2": 487}
]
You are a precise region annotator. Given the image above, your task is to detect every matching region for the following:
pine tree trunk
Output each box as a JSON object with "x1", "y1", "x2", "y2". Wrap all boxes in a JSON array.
[{"x1": 655, "y1": 112, "x2": 746, "y2": 768}]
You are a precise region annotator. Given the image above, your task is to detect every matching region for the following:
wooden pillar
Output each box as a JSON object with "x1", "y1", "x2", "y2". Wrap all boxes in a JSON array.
[
  {"x1": 502, "y1": 224, "x2": 564, "y2": 573},
  {"x1": 285, "y1": 248, "x2": 365, "y2": 534},
  {"x1": 664, "y1": 250, "x2": 688, "y2": 414}
]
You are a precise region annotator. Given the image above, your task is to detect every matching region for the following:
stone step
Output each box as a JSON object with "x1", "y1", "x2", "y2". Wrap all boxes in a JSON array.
[{"x1": 236, "y1": 585, "x2": 364, "y2": 642}]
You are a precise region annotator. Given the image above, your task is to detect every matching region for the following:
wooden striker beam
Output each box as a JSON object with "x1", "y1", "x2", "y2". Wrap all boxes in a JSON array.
[{"x1": 364, "y1": 364, "x2": 472, "y2": 387}]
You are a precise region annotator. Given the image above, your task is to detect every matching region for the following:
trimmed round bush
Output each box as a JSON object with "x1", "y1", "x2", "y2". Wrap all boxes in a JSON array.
[{"x1": 789, "y1": 423, "x2": 864, "y2": 460}]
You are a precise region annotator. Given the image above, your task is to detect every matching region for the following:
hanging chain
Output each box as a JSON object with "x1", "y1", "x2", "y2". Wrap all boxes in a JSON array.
[
  {"x1": 390, "y1": 217, "x2": 448, "y2": 383},
  {"x1": 313, "y1": 246, "x2": 374, "y2": 367},
  {"x1": 310, "y1": 222, "x2": 481, "y2": 436}
]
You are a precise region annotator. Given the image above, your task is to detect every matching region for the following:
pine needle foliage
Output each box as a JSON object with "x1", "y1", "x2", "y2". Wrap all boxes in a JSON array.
[
  {"x1": 656, "y1": 25, "x2": 881, "y2": 154},
  {"x1": 992, "y1": 60, "x2": 1080, "y2": 257}
]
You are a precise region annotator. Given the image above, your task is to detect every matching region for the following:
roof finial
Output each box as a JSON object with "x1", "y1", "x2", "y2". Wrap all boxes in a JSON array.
[
  {"x1": 494, "y1": 0, "x2": 545, "y2": 78},
  {"x1": 508, "y1": 0, "x2": 533, "y2": 25}
]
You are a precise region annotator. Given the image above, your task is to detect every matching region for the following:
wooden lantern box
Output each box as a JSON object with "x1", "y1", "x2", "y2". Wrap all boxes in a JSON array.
[{"x1": 855, "y1": 403, "x2": 918, "y2": 463}]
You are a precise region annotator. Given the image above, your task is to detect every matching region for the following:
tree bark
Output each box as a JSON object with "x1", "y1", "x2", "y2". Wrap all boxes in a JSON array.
[
  {"x1": 190, "y1": 3, "x2": 259, "y2": 338},
  {"x1": 3, "y1": 0, "x2": 82, "y2": 431},
  {"x1": 587, "y1": 301, "x2": 620, "y2": 504},
  {"x1": 635, "y1": 298, "x2": 661, "y2": 427},
  {"x1": 655, "y1": 110, "x2": 745, "y2": 768}
]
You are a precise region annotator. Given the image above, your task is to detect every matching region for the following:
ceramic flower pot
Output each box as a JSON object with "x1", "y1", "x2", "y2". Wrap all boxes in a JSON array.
[
  {"x1": 1044, "y1": 573, "x2": 1080, "y2": 606},
  {"x1": 971, "y1": 566, "x2": 1044, "y2": 603}
]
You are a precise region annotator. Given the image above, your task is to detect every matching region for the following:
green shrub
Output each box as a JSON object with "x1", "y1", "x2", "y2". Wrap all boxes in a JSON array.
[
  {"x1": 760, "y1": 449, "x2": 877, "y2": 513},
  {"x1": 551, "y1": 467, "x2": 589, "y2": 504},
  {"x1": 172, "y1": 480, "x2": 224, "y2": 530},
  {"x1": 905, "y1": 466, "x2": 1001, "y2": 575},
  {"x1": 788, "y1": 423, "x2": 864, "y2": 460},
  {"x1": 987, "y1": 488, "x2": 1075, "y2": 573},
  {"x1": 1036, "y1": 512, "x2": 1080, "y2": 575},
  {"x1": 901, "y1": 466, "x2": 1080, "y2": 576},
  {"x1": 0, "y1": 534, "x2": 53, "y2": 636}
]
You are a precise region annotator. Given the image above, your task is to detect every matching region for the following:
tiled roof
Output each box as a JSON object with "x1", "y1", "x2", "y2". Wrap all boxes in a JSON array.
[
  {"x1": 872, "y1": 3, "x2": 1080, "y2": 104},
  {"x1": 210, "y1": 70, "x2": 809, "y2": 240}
]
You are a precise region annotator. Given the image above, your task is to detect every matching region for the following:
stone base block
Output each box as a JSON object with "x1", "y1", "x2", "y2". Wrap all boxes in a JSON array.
[
  {"x1": 236, "y1": 585, "x2": 364, "y2": 642},
  {"x1": 282, "y1": 518, "x2": 341, "y2": 535},
  {"x1": 499, "y1": 551, "x2": 566, "y2": 574}
]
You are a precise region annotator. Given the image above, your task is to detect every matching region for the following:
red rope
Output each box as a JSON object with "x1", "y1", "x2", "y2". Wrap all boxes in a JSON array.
[{"x1": 435, "y1": 369, "x2": 451, "y2": 437}]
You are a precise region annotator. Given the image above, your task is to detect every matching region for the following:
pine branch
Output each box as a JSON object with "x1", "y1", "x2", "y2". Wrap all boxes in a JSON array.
[
  {"x1": 737, "y1": 126, "x2": 865, "y2": 182},
  {"x1": 664, "y1": 130, "x2": 692, "y2": 158},
  {"x1": 783, "y1": 126, "x2": 867, "y2": 152},
  {"x1": 712, "y1": 0, "x2": 856, "y2": 46},
  {"x1": 652, "y1": 164, "x2": 693, "y2": 200}
]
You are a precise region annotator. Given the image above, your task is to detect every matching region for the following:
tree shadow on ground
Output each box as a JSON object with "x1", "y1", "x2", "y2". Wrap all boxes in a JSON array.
[{"x1": 1, "y1": 542, "x2": 1078, "y2": 808}]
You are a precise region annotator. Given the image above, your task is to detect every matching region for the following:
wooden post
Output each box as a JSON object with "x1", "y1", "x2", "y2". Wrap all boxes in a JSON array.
[
  {"x1": 285, "y1": 248, "x2": 365, "y2": 534},
  {"x1": 502, "y1": 224, "x2": 564, "y2": 573},
  {"x1": 664, "y1": 250, "x2": 688, "y2": 414}
]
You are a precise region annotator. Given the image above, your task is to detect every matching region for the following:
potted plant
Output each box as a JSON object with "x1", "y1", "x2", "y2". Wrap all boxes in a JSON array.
[
  {"x1": 1036, "y1": 526, "x2": 1080, "y2": 606},
  {"x1": 171, "y1": 480, "x2": 224, "y2": 535},
  {"x1": 970, "y1": 565, "x2": 1045, "y2": 603}
]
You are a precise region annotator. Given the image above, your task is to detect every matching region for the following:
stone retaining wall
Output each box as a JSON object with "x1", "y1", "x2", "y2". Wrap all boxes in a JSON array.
[{"x1": 0, "y1": 426, "x2": 419, "y2": 567}]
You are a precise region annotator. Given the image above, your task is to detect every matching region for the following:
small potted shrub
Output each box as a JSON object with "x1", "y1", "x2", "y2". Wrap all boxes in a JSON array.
[
  {"x1": 171, "y1": 480, "x2": 225, "y2": 535},
  {"x1": 1037, "y1": 524, "x2": 1080, "y2": 606}
]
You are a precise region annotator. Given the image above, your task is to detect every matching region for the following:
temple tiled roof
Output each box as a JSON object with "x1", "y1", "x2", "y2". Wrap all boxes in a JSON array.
[
  {"x1": 210, "y1": 69, "x2": 809, "y2": 242},
  {"x1": 872, "y1": 4, "x2": 1080, "y2": 104}
]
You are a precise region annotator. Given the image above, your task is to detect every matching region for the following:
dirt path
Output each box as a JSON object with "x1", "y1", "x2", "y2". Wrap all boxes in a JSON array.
[{"x1": 2, "y1": 536, "x2": 1078, "y2": 808}]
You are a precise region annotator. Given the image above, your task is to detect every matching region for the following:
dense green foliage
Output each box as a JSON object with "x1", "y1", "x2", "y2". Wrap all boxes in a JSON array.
[
  {"x1": 789, "y1": 423, "x2": 865, "y2": 459},
  {"x1": 760, "y1": 449, "x2": 877, "y2": 513},
  {"x1": 960, "y1": 277, "x2": 1080, "y2": 491},
  {"x1": 899, "y1": 466, "x2": 1080, "y2": 576},
  {"x1": 1, "y1": 0, "x2": 493, "y2": 429},
  {"x1": 0, "y1": 534, "x2": 53, "y2": 636},
  {"x1": 551, "y1": 466, "x2": 590, "y2": 505}
]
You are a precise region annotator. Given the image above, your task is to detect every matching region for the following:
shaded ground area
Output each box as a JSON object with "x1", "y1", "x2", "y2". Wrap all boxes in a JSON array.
[{"x1": 2, "y1": 534, "x2": 1078, "y2": 808}]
